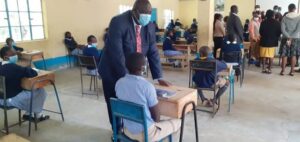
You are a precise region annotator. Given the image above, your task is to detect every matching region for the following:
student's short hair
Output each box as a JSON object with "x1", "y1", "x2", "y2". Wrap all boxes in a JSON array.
[
  {"x1": 266, "y1": 10, "x2": 275, "y2": 19},
  {"x1": 5, "y1": 38, "x2": 13, "y2": 44},
  {"x1": 273, "y1": 5, "x2": 279, "y2": 9},
  {"x1": 199, "y1": 46, "x2": 210, "y2": 57},
  {"x1": 0, "y1": 46, "x2": 12, "y2": 59},
  {"x1": 288, "y1": 4, "x2": 296, "y2": 12},
  {"x1": 125, "y1": 53, "x2": 145, "y2": 73},
  {"x1": 64, "y1": 31, "x2": 71, "y2": 38},
  {"x1": 255, "y1": 5, "x2": 260, "y2": 9},
  {"x1": 87, "y1": 35, "x2": 96, "y2": 43},
  {"x1": 228, "y1": 34, "x2": 236, "y2": 43}
]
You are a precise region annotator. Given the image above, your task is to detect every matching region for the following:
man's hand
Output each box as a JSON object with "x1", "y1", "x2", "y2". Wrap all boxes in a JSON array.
[{"x1": 158, "y1": 79, "x2": 172, "y2": 87}]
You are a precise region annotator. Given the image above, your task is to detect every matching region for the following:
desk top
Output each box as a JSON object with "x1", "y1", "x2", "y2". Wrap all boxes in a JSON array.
[
  {"x1": 156, "y1": 85, "x2": 196, "y2": 102},
  {"x1": 0, "y1": 134, "x2": 30, "y2": 142},
  {"x1": 21, "y1": 70, "x2": 55, "y2": 90},
  {"x1": 21, "y1": 50, "x2": 43, "y2": 56}
]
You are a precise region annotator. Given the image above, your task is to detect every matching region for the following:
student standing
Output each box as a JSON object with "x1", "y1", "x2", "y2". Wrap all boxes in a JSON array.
[
  {"x1": 249, "y1": 11, "x2": 261, "y2": 67},
  {"x1": 98, "y1": 0, "x2": 170, "y2": 137},
  {"x1": 259, "y1": 10, "x2": 281, "y2": 74},
  {"x1": 280, "y1": 4, "x2": 300, "y2": 76},
  {"x1": 213, "y1": 13, "x2": 225, "y2": 58}
]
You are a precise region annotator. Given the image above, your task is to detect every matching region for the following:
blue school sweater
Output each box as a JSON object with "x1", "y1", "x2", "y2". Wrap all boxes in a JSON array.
[
  {"x1": 192, "y1": 58, "x2": 227, "y2": 88},
  {"x1": 83, "y1": 45, "x2": 101, "y2": 70},
  {"x1": 64, "y1": 37, "x2": 78, "y2": 51},
  {"x1": 0, "y1": 62, "x2": 37, "y2": 99},
  {"x1": 221, "y1": 40, "x2": 241, "y2": 53},
  {"x1": 163, "y1": 37, "x2": 176, "y2": 51}
]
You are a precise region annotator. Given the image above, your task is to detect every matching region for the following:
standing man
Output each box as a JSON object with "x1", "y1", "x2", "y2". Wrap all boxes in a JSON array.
[
  {"x1": 226, "y1": 5, "x2": 244, "y2": 44},
  {"x1": 98, "y1": 0, "x2": 170, "y2": 133}
]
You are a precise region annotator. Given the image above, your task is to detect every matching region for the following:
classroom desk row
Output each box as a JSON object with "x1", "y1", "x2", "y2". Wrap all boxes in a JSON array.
[{"x1": 18, "y1": 50, "x2": 46, "y2": 69}]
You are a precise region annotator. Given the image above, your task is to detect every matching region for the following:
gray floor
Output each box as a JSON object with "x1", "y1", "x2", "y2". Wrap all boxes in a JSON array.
[{"x1": 1, "y1": 64, "x2": 300, "y2": 142}]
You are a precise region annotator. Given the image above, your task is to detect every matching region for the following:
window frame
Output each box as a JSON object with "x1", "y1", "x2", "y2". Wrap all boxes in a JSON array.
[{"x1": 0, "y1": 0, "x2": 46, "y2": 43}]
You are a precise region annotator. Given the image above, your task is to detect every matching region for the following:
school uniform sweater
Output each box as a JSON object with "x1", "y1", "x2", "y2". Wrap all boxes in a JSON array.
[
  {"x1": 0, "y1": 62, "x2": 37, "y2": 99},
  {"x1": 163, "y1": 37, "x2": 176, "y2": 51},
  {"x1": 83, "y1": 45, "x2": 101, "y2": 70}
]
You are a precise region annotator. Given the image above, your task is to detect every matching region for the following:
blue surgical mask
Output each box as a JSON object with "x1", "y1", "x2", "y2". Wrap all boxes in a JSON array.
[
  {"x1": 139, "y1": 14, "x2": 151, "y2": 26},
  {"x1": 8, "y1": 55, "x2": 18, "y2": 64},
  {"x1": 91, "y1": 43, "x2": 98, "y2": 48}
]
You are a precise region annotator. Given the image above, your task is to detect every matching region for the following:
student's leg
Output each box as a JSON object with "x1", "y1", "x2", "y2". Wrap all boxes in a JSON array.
[
  {"x1": 290, "y1": 56, "x2": 296, "y2": 75},
  {"x1": 269, "y1": 58, "x2": 274, "y2": 72},
  {"x1": 262, "y1": 57, "x2": 266, "y2": 72},
  {"x1": 215, "y1": 78, "x2": 229, "y2": 100},
  {"x1": 197, "y1": 89, "x2": 207, "y2": 103},
  {"x1": 149, "y1": 119, "x2": 182, "y2": 142},
  {"x1": 281, "y1": 56, "x2": 287, "y2": 75}
]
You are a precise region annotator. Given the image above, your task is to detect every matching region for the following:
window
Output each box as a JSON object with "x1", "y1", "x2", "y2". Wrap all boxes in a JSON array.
[
  {"x1": 119, "y1": 5, "x2": 132, "y2": 14},
  {"x1": 163, "y1": 9, "x2": 174, "y2": 28},
  {"x1": 0, "y1": 0, "x2": 45, "y2": 43}
]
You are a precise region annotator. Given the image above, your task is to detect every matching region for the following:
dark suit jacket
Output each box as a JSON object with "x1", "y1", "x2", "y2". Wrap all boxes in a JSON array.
[
  {"x1": 98, "y1": 11, "x2": 162, "y2": 83},
  {"x1": 226, "y1": 13, "x2": 244, "y2": 43}
]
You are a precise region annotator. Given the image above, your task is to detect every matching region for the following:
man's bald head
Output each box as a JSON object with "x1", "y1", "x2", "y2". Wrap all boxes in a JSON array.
[{"x1": 132, "y1": 0, "x2": 152, "y2": 15}]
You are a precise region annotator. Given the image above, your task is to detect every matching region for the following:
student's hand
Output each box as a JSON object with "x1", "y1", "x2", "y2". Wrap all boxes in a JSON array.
[{"x1": 158, "y1": 79, "x2": 172, "y2": 87}]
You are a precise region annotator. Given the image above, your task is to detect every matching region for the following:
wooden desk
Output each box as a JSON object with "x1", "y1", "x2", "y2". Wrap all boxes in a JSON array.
[
  {"x1": 156, "y1": 85, "x2": 198, "y2": 119},
  {"x1": 0, "y1": 134, "x2": 30, "y2": 142},
  {"x1": 21, "y1": 70, "x2": 55, "y2": 90},
  {"x1": 20, "y1": 50, "x2": 47, "y2": 69}
]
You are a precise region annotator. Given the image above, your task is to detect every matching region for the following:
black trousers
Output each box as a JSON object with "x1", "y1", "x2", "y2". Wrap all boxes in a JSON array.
[
  {"x1": 102, "y1": 78, "x2": 120, "y2": 130},
  {"x1": 213, "y1": 37, "x2": 224, "y2": 59}
]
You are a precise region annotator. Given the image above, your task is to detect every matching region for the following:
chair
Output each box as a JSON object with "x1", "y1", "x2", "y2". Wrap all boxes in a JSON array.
[
  {"x1": 0, "y1": 76, "x2": 22, "y2": 135},
  {"x1": 221, "y1": 51, "x2": 245, "y2": 87},
  {"x1": 188, "y1": 60, "x2": 221, "y2": 117},
  {"x1": 77, "y1": 55, "x2": 100, "y2": 98},
  {"x1": 110, "y1": 98, "x2": 173, "y2": 142}
]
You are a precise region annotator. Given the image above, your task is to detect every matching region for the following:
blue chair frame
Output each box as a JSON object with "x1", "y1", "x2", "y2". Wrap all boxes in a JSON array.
[{"x1": 110, "y1": 98, "x2": 172, "y2": 142}]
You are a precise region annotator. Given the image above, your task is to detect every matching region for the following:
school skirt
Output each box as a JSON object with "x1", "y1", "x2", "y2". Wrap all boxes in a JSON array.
[{"x1": 260, "y1": 47, "x2": 276, "y2": 58}]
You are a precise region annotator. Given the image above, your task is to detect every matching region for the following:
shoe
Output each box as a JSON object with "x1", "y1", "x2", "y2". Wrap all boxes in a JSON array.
[{"x1": 22, "y1": 114, "x2": 50, "y2": 122}]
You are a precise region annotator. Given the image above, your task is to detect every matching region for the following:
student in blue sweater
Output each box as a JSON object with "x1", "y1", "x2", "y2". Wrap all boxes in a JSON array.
[
  {"x1": 0, "y1": 47, "x2": 49, "y2": 121},
  {"x1": 163, "y1": 30, "x2": 183, "y2": 57},
  {"x1": 64, "y1": 31, "x2": 84, "y2": 55},
  {"x1": 4, "y1": 38, "x2": 24, "y2": 53},
  {"x1": 193, "y1": 46, "x2": 229, "y2": 107},
  {"x1": 83, "y1": 35, "x2": 101, "y2": 75}
]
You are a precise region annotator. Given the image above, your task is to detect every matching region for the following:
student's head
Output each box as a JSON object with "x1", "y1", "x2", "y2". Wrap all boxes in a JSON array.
[
  {"x1": 0, "y1": 46, "x2": 18, "y2": 63},
  {"x1": 199, "y1": 46, "x2": 211, "y2": 58},
  {"x1": 288, "y1": 4, "x2": 296, "y2": 12},
  {"x1": 273, "y1": 5, "x2": 279, "y2": 12},
  {"x1": 176, "y1": 19, "x2": 180, "y2": 22},
  {"x1": 5, "y1": 38, "x2": 14, "y2": 47},
  {"x1": 65, "y1": 31, "x2": 72, "y2": 38},
  {"x1": 266, "y1": 10, "x2": 275, "y2": 20},
  {"x1": 228, "y1": 34, "x2": 236, "y2": 43},
  {"x1": 278, "y1": 7, "x2": 282, "y2": 13},
  {"x1": 245, "y1": 19, "x2": 250, "y2": 24},
  {"x1": 193, "y1": 18, "x2": 197, "y2": 23},
  {"x1": 105, "y1": 28, "x2": 109, "y2": 32},
  {"x1": 255, "y1": 5, "x2": 260, "y2": 11},
  {"x1": 166, "y1": 30, "x2": 174, "y2": 37},
  {"x1": 252, "y1": 11, "x2": 260, "y2": 21},
  {"x1": 132, "y1": 0, "x2": 152, "y2": 26},
  {"x1": 87, "y1": 35, "x2": 97, "y2": 47},
  {"x1": 230, "y1": 5, "x2": 238, "y2": 14},
  {"x1": 125, "y1": 53, "x2": 146, "y2": 75},
  {"x1": 214, "y1": 13, "x2": 223, "y2": 21},
  {"x1": 223, "y1": 16, "x2": 229, "y2": 23}
]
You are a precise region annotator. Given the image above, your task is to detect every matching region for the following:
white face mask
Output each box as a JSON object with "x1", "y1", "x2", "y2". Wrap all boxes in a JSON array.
[
  {"x1": 254, "y1": 17, "x2": 259, "y2": 21},
  {"x1": 255, "y1": 8, "x2": 260, "y2": 11}
]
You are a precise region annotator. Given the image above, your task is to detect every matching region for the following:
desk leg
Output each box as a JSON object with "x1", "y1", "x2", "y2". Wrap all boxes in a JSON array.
[
  {"x1": 228, "y1": 82, "x2": 232, "y2": 112},
  {"x1": 42, "y1": 55, "x2": 47, "y2": 70},
  {"x1": 51, "y1": 81, "x2": 65, "y2": 121},
  {"x1": 179, "y1": 101, "x2": 198, "y2": 142}
]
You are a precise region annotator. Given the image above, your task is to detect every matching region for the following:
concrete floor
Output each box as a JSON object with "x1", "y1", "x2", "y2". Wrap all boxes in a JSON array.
[{"x1": 0, "y1": 64, "x2": 300, "y2": 142}]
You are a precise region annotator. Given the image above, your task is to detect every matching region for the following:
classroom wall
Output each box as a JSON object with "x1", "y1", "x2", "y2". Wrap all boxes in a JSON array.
[
  {"x1": 178, "y1": 0, "x2": 198, "y2": 28},
  {"x1": 0, "y1": 0, "x2": 179, "y2": 59},
  {"x1": 224, "y1": 0, "x2": 255, "y2": 24}
]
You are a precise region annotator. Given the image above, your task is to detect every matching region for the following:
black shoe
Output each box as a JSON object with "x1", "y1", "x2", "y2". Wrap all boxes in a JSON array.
[{"x1": 22, "y1": 114, "x2": 50, "y2": 122}]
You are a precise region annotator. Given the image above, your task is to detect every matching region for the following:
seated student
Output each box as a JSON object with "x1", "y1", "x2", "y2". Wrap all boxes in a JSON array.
[
  {"x1": 115, "y1": 53, "x2": 181, "y2": 141},
  {"x1": 83, "y1": 35, "x2": 101, "y2": 75},
  {"x1": 184, "y1": 29, "x2": 194, "y2": 44},
  {"x1": 0, "y1": 47, "x2": 49, "y2": 121},
  {"x1": 193, "y1": 46, "x2": 229, "y2": 107},
  {"x1": 221, "y1": 34, "x2": 242, "y2": 54},
  {"x1": 4, "y1": 38, "x2": 24, "y2": 52},
  {"x1": 64, "y1": 31, "x2": 84, "y2": 55},
  {"x1": 163, "y1": 30, "x2": 183, "y2": 57}
]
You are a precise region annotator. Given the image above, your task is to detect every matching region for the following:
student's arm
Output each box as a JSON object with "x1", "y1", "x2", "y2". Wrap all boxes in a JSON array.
[
  {"x1": 146, "y1": 84, "x2": 160, "y2": 122},
  {"x1": 14, "y1": 46, "x2": 24, "y2": 52},
  {"x1": 281, "y1": 18, "x2": 290, "y2": 38},
  {"x1": 13, "y1": 64, "x2": 38, "y2": 78}
]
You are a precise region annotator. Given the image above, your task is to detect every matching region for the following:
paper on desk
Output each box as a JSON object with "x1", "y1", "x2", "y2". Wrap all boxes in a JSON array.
[{"x1": 156, "y1": 88, "x2": 176, "y2": 98}]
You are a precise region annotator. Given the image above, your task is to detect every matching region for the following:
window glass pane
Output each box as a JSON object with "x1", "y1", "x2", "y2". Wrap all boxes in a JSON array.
[
  {"x1": 32, "y1": 26, "x2": 44, "y2": 39},
  {"x1": 10, "y1": 26, "x2": 22, "y2": 41},
  {"x1": 0, "y1": 0, "x2": 6, "y2": 11},
  {"x1": 0, "y1": 27, "x2": 10, "y2": 42},
  {"x1": 21, "y1": 26, "x2": 31, "y2": 40},
  {"x1": 30, "y1": 12, "x2": 42, "y2": 25},
  {"x1": 0, "y1": 12, "x2": 8, "y2": 26},
  {"x1": 8, "y1": 12, "x2": 20, "y2": 26},
  {"x1": 7, "y1": 0, "x2": 18, "y2": 11},
  {"x1": 19, "y1": 12, "x2": 29, "y2": 26},
  {"x1": 18, "y1": 0, "x2": 29, "y2": 11},
  {"x1": 29, "y1": 0, "x2": 41, "y2": 11}
]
